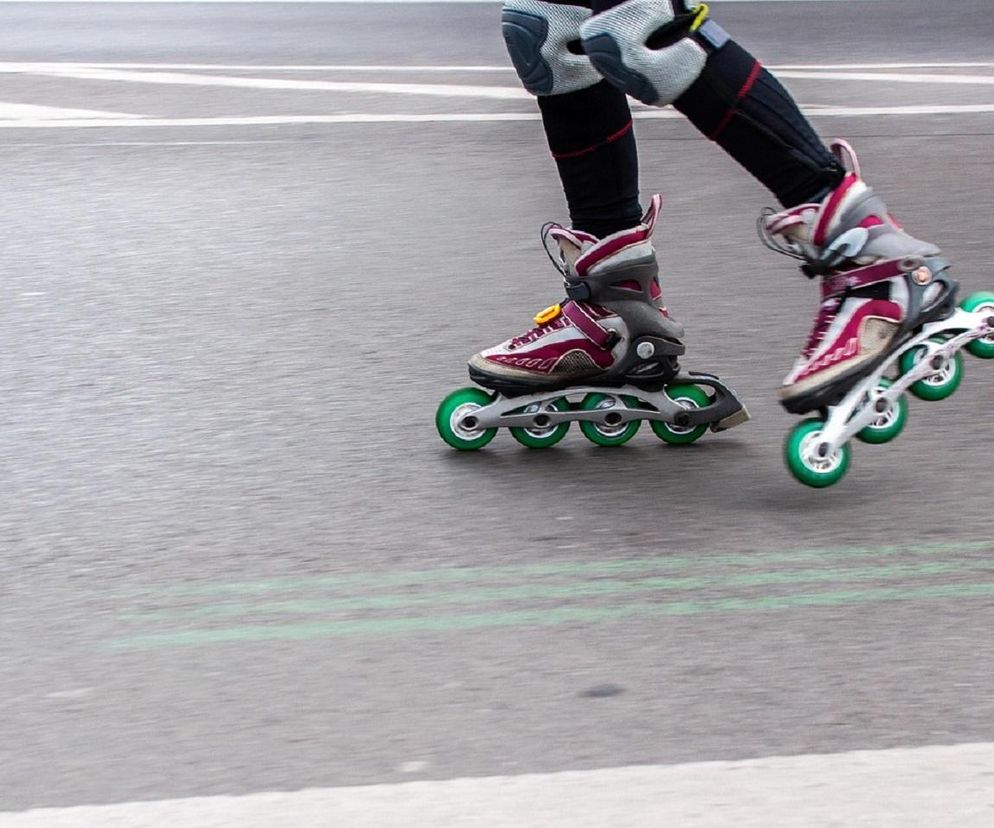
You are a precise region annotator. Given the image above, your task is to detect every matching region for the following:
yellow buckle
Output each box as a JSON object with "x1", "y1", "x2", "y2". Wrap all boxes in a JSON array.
[
  {"x1": 690, "y1": 2, "x2": 709, "y2": 32},
  {"x1": 533, "y1": 304, "x2": 562, "y2": 325}
]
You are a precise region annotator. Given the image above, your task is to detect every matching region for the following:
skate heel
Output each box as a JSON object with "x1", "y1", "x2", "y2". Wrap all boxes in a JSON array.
[
  {"x1": 901, "y1": 255, "x2": 959, "y2": 329},
  {"x1": 713, "y1": 405, "x2": 751, "y2": 433},
  {"x1": 615, "y1": 335, "x2": 685, "y2": 392}
]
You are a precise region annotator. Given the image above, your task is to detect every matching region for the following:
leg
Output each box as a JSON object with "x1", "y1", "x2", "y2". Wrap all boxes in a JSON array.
[
  {"x1": 502, "y1": 0, "x2": 641, "y2": 236},
  {"x1": 537, "y1": 81, "x2": 641, "y2": 237},
  {"x1": 579, "y1": 0, "x2": 843, "y2": 207},
  {"x1": 463, "y1": 0, "x2": 686, "y2": 394},
  {"x1": 435, "y1": 0, "x2": 752, "y2": 450},
  {"x1": 579, "y1": 0, "x2": 944, "y2": 414}
]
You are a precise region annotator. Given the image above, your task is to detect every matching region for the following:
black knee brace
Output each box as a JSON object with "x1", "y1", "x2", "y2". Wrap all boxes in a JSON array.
[{"x1": 674, "y1": 38, "x2": 844, "y2": 207}]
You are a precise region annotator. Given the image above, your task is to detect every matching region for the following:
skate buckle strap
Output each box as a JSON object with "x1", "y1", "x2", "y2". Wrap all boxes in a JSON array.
[
  {"x1": 822, "y1": 258, "x2": 906, "y2": 297},
  {"x1": 561, "y1": 301, "x2": 619, "y2": 350}
]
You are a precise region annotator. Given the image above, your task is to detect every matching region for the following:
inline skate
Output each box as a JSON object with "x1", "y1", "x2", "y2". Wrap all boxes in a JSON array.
[
  {"x1": 762, "y1": 140, "x2": 994, "y2": 487},
  {"x1": 436, "y1": 195, "x2": 749, "y2": 451}
]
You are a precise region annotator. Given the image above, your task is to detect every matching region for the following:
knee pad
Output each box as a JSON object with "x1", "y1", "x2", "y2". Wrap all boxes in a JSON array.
[
  {"x1": 580, "y1": 0, "x2": 728, "y2": 106},
  {"x1": 502, "y1": 0, "x2": 602, "y2": 96}
]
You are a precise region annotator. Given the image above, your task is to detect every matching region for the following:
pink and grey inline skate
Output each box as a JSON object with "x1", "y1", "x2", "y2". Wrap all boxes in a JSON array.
[
  {"x1": 436, "y1": 196, "x2": 749, "y2": 450},
  {"x1": 763, "y1": 141, "x2": 994, "y2": 487}
]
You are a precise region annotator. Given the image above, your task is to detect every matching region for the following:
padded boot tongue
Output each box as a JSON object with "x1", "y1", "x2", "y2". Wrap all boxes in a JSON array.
[
  {"x1": 542, "y1": 222, "x2": 599, "y2": 279},
  {"x1": 546, "y1": 194, "x2": 663, "y2": 274},
  {"x1": 574, "y1": 196, "x2": 662, "y2": 277},
  {"x1": 831, "y1": 138, "x2": 862, "y2": 177},
  {"x1": 641, "y1": 193, "x2": 662, "y2": 235},
  {"x1": 546, "y1": 226, "x2": 600, "y2": 276}
]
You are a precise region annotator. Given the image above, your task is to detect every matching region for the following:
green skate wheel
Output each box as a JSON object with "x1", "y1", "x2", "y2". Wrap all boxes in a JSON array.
[
  {"x1": 898, "y1": 336, "x2": 963, "y2": 401},
  {"x1": 961, "y1": 291, "x2": 994, "y2": 359},
  {"x1": 856, "y1": 378, "x2": 908, "y2": 444},
  {"x1": 509, "y1": 397, "x2": 570, "y2": 449},
  {"x1": 784, "y1": 419, "x2": 851, "y2": 488},
  {"x1": 578, "y1": 393, "x2": 641, "y2": 447},
  {"x1": 650, "y1": 384, "x2": 710, "y2": 446},
  {"x1": 435, "y1": 387, "x2": 497, "y2": 451}
]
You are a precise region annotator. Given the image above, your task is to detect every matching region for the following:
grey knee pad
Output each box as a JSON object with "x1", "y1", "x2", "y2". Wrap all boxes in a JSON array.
[
  {"x1": 580, "y1": 0, "x2": 726, "y2": 106},
  {"x1": 502, "y1": 0, "x2": 602, "y2": 96}
]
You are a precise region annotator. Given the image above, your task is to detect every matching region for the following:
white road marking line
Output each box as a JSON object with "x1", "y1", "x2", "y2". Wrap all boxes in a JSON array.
[
  {"x1": 777, "y1": 69, "x2": 994, "y2": 86},
  {"x1": 6, "y1": 64, "x2": 994, "y2": 95},
  {"x1": 2, "y1": 103, "x2": 994, "y2": 129},
  {"x1": 0, "y1": 0, "x2": 896, "y2": 4},
  {"x1": 2, "y1": 743, "x2": 993, "y2": 827},
  {"x1": 43, "y1": 687, "x2": 93, "y2": 699},
  {"x1": 4, "y1": 61, "x2": 994, "y2": 72},
  {"x1": 0, "y1": 113, "x2": 545, "y2": 129},
  {"x1": 0, "y1": 63, "x2": 518, "y2": 72},
  {"x1": 6, "y1": 140, "x2": 312, "y2": 147},
  {"x1": 3, "y1": 60, "x2": 994, "y2": 129},
  {"x1": 791, "y1": 103, "x2": 994, "y2": 116},
  {"x1": 771, "y1": 62, "x2": 994, "y2": 71},
  {"x1": 17, "y1": 66, "x2": 530, "y2": 99},
  {"x1": 0, "y1": 102, "x2": 140, "y2": 120}
]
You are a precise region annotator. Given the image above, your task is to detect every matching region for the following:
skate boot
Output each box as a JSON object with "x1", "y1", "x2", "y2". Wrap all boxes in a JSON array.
[
  {"x1": 436, "y1": 196, "x2": 749, "y2": 450},
  {"x1": 468, "y1": 194, "x2": 686, "y2": 395},
  {"x1": 762, "y1": 139, "x2": 952, "y2": 415},
  {"x1": 763, "y1": 140, "x2": 994, "y2": 487}
]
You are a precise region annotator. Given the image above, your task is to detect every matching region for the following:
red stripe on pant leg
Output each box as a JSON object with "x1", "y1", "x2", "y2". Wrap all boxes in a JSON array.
[
  {"x1": 553, "y1": 119, "x2": 634, "y2": 161},
  {"x1": 708, "y1": 59, "x2": 763, "y2": 141}
]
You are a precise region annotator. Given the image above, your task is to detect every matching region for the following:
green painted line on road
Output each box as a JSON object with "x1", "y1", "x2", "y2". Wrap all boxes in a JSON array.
[
  {"x1": 106, "y1": 581, "x2": 994, "y2": 650},
  {"x1": 125, "y1": 540, "x2": 994, "y2": 599},
  {"x1": 119, "y1": 559, "x2": 994, "y2": 622}
]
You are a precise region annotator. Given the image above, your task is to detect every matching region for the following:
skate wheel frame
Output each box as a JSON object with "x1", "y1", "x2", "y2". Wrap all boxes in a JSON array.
[
  {"x1": 785, "y1": 419, "x2": 851, "y2": 488},
  {"x1": 650, "y1": 385, "x2": 711, "y2": 445},
  {"x1": 898, "y1": 336, "x2": 963, "y2": 401},
  {"x1": 783, "y1": 289, "x2": 994, "y2": 487},
  {"x1": 509, "y1": 398, "x2": 571, "y2": 448},
  {"x1": 578, "y1": 393, "x2": 642, "y2": 447},
  {"x1": 435, "y1": 387, "x2": 498, "y2": 451},
  {"x1": 435, "y1": 375, "x2": 747, "y2": 451},
  {"x1": 855, "y1": 378, "x2": 908, "y2": 445},
  {"x1": 961, "y1": 291, "x2": 994, "y2": 359}
]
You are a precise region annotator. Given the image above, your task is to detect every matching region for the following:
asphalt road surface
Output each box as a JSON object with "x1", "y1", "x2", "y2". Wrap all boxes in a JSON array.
[{"x1": 2, "y1": 1, "x2": 994, "y2": 823}]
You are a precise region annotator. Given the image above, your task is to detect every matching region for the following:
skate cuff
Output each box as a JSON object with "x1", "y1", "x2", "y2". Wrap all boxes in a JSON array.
[
  {"x1": 562, "y1": 301, "x2": 620, "y2": 349},
  {"x1": 574, "y1": 222, "x2": 653, "y2": 278}
]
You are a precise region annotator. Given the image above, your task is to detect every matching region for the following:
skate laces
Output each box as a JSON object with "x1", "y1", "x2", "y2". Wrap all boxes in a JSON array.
[
  {"x1": 802, "y1": 297, "x2": 842, "y2": 358},
  {"x1": 508, "y1": 222, "x2": 598, "y2": 344},
  {"x1": 541, "y1": 222, "x2": 570, "y2": 277},
  {"x1": 540, "y1": 222, "x2": 598, "y2": 277},
  {"x1": 831, "y1": 139, "x2": 861, "y2": 177},
  {"x1": 509, "y1": 320, "x2": 557, "y2": 350}
]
